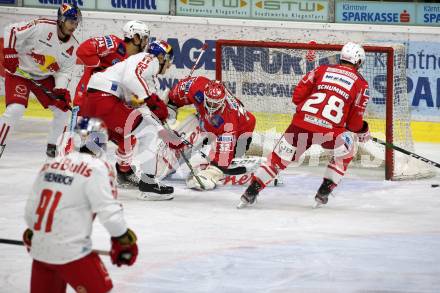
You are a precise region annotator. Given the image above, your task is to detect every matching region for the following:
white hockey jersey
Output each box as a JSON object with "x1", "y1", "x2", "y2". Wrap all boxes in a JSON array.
[
  {"x1": 3, "y1": 18, "x2": 78, "y2": 89},
  {"x1": 87, "y1": 52, "x2": 160, "y2": 102},
  {"x1": 24, "y1": 152, "x2": 127, "y2": 264}
]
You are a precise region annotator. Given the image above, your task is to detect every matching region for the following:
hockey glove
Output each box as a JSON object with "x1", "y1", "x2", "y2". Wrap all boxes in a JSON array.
[
  {"x1": 186, "y1": 165, "x2": 224, "y2": 190},
  {"x1": 3, "y1": 48, "x2": 19, "y2": 74},
  {"x1": 22, "y1": 228, "x2": 33, "y2": 253},
  {"x1": 110, "y1": 228, "x2": 138, "y2": 267},
  {"x1": 357, "y1": 121, "x2": 370, "y2": 143},
  {"x1": 52, "y1": 88, "x2": 72, "y2": 112},
  {"x1": 146, "y1": 93, "x2": 169, "y2": 122},
  {"x1": 158, "y1": 129, "x2": 186, "y2": 150}
]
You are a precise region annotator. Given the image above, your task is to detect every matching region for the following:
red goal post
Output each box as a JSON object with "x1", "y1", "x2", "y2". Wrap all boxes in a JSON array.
[{"x1": 215, "y1": 39, "x2": 435, "y2": 180}]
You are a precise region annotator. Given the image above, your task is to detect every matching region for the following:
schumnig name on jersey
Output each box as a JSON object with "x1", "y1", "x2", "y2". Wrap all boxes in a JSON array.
[{"x1": 317, "y1": 84, "x2": 350, "y2": 100}]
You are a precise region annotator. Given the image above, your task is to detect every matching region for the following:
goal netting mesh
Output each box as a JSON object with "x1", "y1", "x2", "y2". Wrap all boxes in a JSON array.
[{"x1": 215, "y1": 40, "x2": 435, "y2": 180}]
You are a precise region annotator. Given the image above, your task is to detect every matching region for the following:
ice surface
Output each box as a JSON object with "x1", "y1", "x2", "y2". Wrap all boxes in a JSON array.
[{"x1": 0, "y1": 118, "x2": 439, "y2": 292}]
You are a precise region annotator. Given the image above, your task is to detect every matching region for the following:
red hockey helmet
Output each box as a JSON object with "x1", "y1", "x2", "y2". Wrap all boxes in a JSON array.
[{"x1": 204, "y1": 80, "x2": 226, "y2": 115}]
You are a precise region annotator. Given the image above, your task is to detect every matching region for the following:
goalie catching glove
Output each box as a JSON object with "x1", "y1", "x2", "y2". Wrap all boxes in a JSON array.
[
  {"x1": 186, "y1": 164, "x2": 224, "y2": 190},
  {"x1": 110, "y1": 228, "x2": 138, "y2": 267}
]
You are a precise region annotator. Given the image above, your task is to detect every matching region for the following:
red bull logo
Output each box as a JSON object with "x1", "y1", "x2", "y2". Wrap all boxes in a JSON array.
[
  {"x1": 28, "y1": 51, "x2": 60, "y2": 73},
  {"x1": 159, "y1": 40, "x2": 172, "y2": 54}
]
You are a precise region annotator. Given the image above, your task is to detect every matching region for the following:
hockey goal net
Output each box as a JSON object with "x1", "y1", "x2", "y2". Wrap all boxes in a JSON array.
[{"x1": 215, "y1": 39, "x2": 435, "y2": 180}]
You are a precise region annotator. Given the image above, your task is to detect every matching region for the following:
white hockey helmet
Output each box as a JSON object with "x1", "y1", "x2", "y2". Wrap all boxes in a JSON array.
[
  {"x1": 122, "y1": 20, "x2": 150, "y2": 40},
  {"x1": 340, "y1": 42, "x2": 365, "y2": 66}
]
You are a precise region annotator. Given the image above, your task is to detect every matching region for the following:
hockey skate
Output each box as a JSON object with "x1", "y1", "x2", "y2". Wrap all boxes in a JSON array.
[
  {"x1": 237, "y1": 180, "x2": 262, "y2": 209},
  {"x1": 116, "y1": 164, "x2": 140, "y2": 189},
  {"x1": 137, "y1": 174, "x2": 174, "y2": 201},
  {"x1": 313, "y1": 178, "x2": 337, "y2": 208}
]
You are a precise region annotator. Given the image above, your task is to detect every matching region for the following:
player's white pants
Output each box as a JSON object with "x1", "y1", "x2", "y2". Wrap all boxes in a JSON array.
[
  {"x1": 0, "y1": 104, "x2": 25, "y2": 147},
  {"x1": 47, "y1": 105, "x2": 69, "y2": 146},
  {"x1": 130, "y1": 109, "x2": 164, "y2": 177}
]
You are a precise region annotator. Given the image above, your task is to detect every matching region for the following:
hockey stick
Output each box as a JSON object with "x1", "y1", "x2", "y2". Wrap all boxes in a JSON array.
[
  {"x1": 69, "y1": 105, "x2": 80, "y2": 132},
  {"x1": 162, "y1": 122, "x2": 206, "y2": 190},
  {"x1": 372, "y1": 137, "x2": 440, "y2": 169},
  {"x1": 0, "y1": 238, "x2": 109, "y2": 256},
  {"x1": 15, "y1": 68, "x2": 73, "y2": 111},
  {"x1": 0, "y1": 145, "x2": 5, "y2": 159},
  {"x1": 187, "y1": 43, "x2": 208, "y2": 78}
]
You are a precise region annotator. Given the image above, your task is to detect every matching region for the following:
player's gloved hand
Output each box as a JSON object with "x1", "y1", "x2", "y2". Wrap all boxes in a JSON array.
[
  {"x1": 146, "y1": 93, "x2": 168, "y2": 122},
  {"x1": 110, "y1": 228, "x2": 138, "y2": 267},
  {"x1": 22, "y1": 228, "x2": 33, "y2": 253},
  {"x1": 158, "y1": 129, "x2": 187, "y2": 150},
  {"x1": 52, "y1": 88, "x2": 72, "y2": 112},
  {"x1": 3, "y1": 48, "x2": 19, "y2": 73},
  {"x1": 357, "y1": 121, "x2": 370, "y2": 143}
]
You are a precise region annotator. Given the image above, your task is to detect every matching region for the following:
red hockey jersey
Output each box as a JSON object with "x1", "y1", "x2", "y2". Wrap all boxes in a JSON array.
[
  {"x1": 169, "y1": 76, "x2": 256, "y2": 167},
  {"x1": 74, "y1": 35, "x2": 128, "y2": 106},
  {"x1": 292, "y1": 64, "x2": 369, "y2": 135}
]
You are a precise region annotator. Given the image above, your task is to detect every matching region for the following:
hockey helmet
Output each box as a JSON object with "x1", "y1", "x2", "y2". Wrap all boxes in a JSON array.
[
  {"x1": 74, "y1": 117, "x2": 108, "y2": 156},
  {"x1": 57, "y1": 4, "x2": 81, "y2": 24},
  {"x1": 122, "y1": 20, "x2": 150, "y2": 40},
  {"x1": 340, "y1": 42, "x2": 365, "y2": 66},
  {"x1": 204, "y1": 80, "x2": 226, "y2": 115},
  {"x1": 148, "y1": 40, "x2": 174, "y2": 62}
]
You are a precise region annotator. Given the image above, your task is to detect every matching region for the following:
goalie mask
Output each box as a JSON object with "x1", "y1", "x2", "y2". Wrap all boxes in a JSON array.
[
  {"x1": 204, "y1": 80, "x2": 226, "y2": 115},
  {"x1": 340, "y1": 42, "x2": 365, "y2": 67},
  {"x1": 74, "y1": 117, "x2": 108, "y2": 157}
]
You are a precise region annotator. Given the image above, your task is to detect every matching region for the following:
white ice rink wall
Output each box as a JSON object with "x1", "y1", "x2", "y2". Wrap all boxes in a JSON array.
[{"x1": 1, "y1": 6, "x2": 440, "y2": 122}]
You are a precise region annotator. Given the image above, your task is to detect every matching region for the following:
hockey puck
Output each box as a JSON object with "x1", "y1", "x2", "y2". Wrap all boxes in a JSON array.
[{"x1": 431, "y1": 184, "x2": 439, "y2": 188}]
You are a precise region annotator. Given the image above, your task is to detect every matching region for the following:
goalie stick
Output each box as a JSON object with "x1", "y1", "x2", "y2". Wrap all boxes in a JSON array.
[
  {"x1": 162, "y1": 122, "x2": 206, "y2": 190},
  {"x1": 372, "y1": 137, "x2": 440, "y2": 169},
  {"x1": 187, "y1": 43, "x2": 208, "y2": 78},
  {"x1": 0, "y1": 238, "x2": 109, "y2": 256}
]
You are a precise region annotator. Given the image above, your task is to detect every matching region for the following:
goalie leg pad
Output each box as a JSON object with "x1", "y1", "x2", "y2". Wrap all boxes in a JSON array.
[{"x1": 186, "y1": 165, "x2": 224, "y2": 190}]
